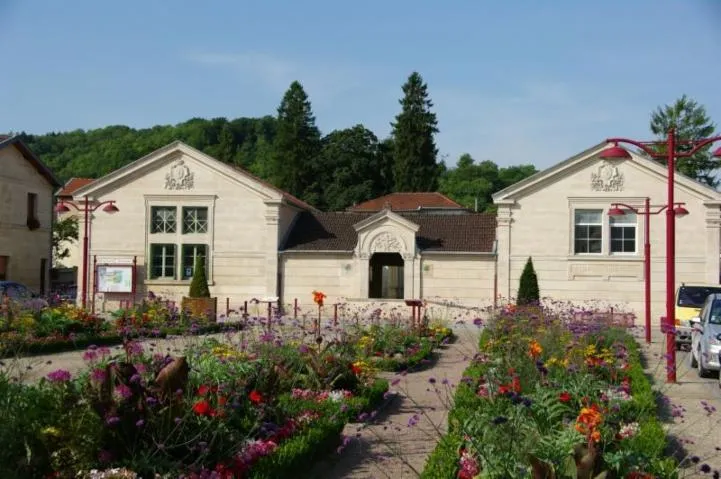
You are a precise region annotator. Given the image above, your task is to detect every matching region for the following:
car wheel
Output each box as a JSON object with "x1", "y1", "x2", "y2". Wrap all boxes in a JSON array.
[
  {"x1": 690, "y1": 348, "x2": 698, "y2": 368},
  {"x1": 698, "y1": 349, "x2": 711, "y2": 378}
]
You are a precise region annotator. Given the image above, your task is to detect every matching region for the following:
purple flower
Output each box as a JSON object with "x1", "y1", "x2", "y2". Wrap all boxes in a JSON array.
[
  {"x1": 105, "y1": 416, "x2": 120, "y2": 426},
  {"x1": 428, "y1": 377, "x2": 436, "y2": 384},
  {"x1": 135, "y1": 419, "x2": 145, "y2": 427},
  {"x1": 90, "y1": 368, "x2": 107, "y2": 383},
  {"x1": 114, "y1": 384, "x2": 133, "y2": 401},
  {"x1": 472, "y1": 318, "x2": 483, "y2": 327},
  {"x1": 407, "y1": 414, "x2": 420, "y2": 427},
  {"x1": 82, "y1": 350, "x2": 98, "y2": 362},
  {"x1": 46, "y1": 369, "x2": 71, "y2": 383}
]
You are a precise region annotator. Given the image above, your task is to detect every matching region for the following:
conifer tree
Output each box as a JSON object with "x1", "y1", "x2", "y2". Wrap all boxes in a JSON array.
[
  {"x1": 188, "y1": 256, "x2": 210, "y2": 298},
  {"x1": 390, "y1": 72, "x2": 441, "y2": 192},
  {"x1": 517, "y1": 257, "x2": 540, "y2": 306},
  {"x1": 270, "y1": 81, "x2": 322, "y2": 200}
]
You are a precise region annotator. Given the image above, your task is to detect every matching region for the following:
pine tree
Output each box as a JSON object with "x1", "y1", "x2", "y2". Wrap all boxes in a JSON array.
[
  {"x1": 270, "y1": 81, "x2": 322, "y2": 200},
  {"x1": 517, "y1": 257, "x2": 540, "y2": 306},
  {"x1": 390, "y1": 72, "x2": 441, "y2": 192},
  {"x1": 188, "y1": 256, "x2": 211, "y2": 298},
  {"x1": 650, "y1": 95, "x2": 719, "y2": 187}
]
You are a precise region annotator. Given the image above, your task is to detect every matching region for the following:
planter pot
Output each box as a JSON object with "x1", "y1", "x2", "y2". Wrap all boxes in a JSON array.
[{"x1": 181, "y1": 297, "x2": 218, "y2": 322}]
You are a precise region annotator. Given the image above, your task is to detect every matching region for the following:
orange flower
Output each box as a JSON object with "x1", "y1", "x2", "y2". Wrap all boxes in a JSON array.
[
  {"x1": 590, "y1": 430, "x2": 601, "y2": 443},
  {"x1": 575, "y1": 404, "x2": 603, "y2": 437},
  {"x1": 528, "y1": 340, "x2": 542, "y2": 359},
  {"x1": 312, "y1": 290, "x2": 326, "y2": 307}
]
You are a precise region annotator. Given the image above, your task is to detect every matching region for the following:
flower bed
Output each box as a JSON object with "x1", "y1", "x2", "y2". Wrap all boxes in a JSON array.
[
  {"x1": 0, "y1": 332, "x2": 389, "y2": 478},
  {"x1": 351, "y1": 323, "x2": 454, "y2": 372},
  {"x1": 422, "y1": 308, "x2": 676, "y2": 478},
  {"x1": 0, "y1": 295, "x2": 232, "y2": 358}
]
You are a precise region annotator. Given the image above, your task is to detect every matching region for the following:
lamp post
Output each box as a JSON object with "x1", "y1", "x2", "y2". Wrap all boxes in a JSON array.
[
  {"x1": 608, "y1": 198, "x2": 689, "y2": 344},
  {"x1": 600, "y1": 129, "x2": 721, "y2": 383},
  {"x1": 55, "y1": 196, "x2": 119, "y2": 309}
]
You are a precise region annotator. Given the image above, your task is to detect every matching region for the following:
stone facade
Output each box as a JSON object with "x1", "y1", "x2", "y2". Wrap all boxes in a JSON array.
[
  {"x1": 493, "y1": 142, "x2": 721, "y2": 323},
  {"x1": 0, "y1": 137, "x2": 60, "y2": 293}
]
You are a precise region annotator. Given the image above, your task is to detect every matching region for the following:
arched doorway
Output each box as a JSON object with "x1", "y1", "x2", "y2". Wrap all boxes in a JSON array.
[{"x1": 369, "y1": 252, "x2": 404, "y2": 299}]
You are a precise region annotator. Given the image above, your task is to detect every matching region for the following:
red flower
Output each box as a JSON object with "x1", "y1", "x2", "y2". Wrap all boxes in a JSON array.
[
  {"x1": 559, "y1": 391, "x2": 572, "y2": 403},
  {"x1": 351, "y1": 364, "x2": 363, "y2": 375},
  {"x1": 498, "y1": 384, "x2": 511, "y2": 395},
  {"x1": 312, "y1": 290, "x2": 326, "y2": 307},
  {"x1": 511, "y1": 376, "x2": 521, "y2": 393},
  {"x1": 192, "y1": 399, "x2": 216, "y2": 417},
  {"x1": 197, "y1": 385, "x2": 210, "y2": 396},
  {"x1": 249, "y1": 390, "x2": 263, "y2": 404}
]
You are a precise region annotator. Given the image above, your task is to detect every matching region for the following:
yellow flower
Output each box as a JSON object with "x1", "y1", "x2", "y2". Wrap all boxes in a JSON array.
[
  {"x1": 211, "y1": 345, "x2": 245, "y2": 360},
  {"x1": 41, "y1": 426, "x2": 61, "y2": 438}
]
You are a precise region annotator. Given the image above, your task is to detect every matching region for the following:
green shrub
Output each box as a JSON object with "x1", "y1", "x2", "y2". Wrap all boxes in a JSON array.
[
  {"x1": 516, "y1": 256, "x2": 540, "y2": 305},
  {"x1": 188, "y1": 255, "x2": 211, "y2": 298}
]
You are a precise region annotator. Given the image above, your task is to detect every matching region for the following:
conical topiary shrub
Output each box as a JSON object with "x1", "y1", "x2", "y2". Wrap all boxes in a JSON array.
[
  {"x1": 188, "y1": 256, "x2": 210, "y2": 298},
  {"x1": 517, "y1": 257, "x2": 540, "y2": 306},
  {"x1": 182, "y1": 255, "x2": 217, "y2": 322}
]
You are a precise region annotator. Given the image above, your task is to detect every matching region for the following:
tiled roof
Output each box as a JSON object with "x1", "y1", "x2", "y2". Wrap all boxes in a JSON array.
[
  {"x1": 283, "y1": 211, "x2": 496, "y2": 253},
  {"x1": 348, "y1": 192, "x2": 464, "y2": 211},
  {"x1": 0, "y1": 135, "x2": 61, "y2": 187},
  {"x1": 57, "y1": 177, "x2": 96, "y2": 197}
]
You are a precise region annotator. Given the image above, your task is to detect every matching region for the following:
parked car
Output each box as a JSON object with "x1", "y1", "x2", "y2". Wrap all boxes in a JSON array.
[
  {"x1": 0, "y1": 281, "x2": 49, "y2": 309},
  {"x1": 689, "y1": 293, "x2": 721, "y2": 377},
  {"x1": 675, "y1": 283, "x2": 721, "y2": 350}
]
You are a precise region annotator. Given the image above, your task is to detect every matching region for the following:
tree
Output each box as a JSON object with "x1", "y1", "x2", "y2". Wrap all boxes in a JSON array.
[
  {"x1": 650, "y1": 95, "x2": 719, "y2": 187},
  {"x1": 270, "y1": 81, "x2": 322, "y2": 202},
  {"x1": 391, "y1": 72, "x2": 441, "y2": 192},
  {"x1": 315, "y1": 125, "x2": 389, "y2": 211},
  {"x1": 439, "y1": 154, "x2": 537, "y2": 212},
  {"x1": 517, "y1": 257, "x2": 540, "y2": 306},
  {"x1": 52, "y1": 216, "x2": 79, "y2": 266},
  {"x1": 188, "y1": 255, "x2": 210, "y2": 298}
]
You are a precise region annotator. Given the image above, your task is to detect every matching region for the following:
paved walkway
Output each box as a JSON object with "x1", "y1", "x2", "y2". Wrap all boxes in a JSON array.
[
  {"x1": 640, "y1": 330, "x2": 721, "y2": 477},
  {"x1": 308, "y1": 324, "x2": 480, "y2": 479}
]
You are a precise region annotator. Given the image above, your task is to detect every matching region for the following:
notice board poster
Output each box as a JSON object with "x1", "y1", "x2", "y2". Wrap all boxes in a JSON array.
[{"x1": 96, "y1": 265, "x2": 133, "y2": 293}]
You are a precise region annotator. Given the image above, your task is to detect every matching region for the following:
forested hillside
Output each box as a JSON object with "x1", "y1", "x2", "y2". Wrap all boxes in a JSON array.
[{"x1": 15, "y1": 74, "x2": 538, "y2": 211}]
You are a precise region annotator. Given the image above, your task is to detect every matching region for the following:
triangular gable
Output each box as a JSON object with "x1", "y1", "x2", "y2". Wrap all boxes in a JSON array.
[
  {"x1": 71, "y1": 140, "x2": 316, "y2": 211},
  {"x1": 353, "y1": 208, "x2": 420, "y2": 233},
  {"x1": 0, "y1": 135, "x2": 61, "y2": 188},
  {"x1": 493, "y1": 141, "x2": 721, "y2": 203}
]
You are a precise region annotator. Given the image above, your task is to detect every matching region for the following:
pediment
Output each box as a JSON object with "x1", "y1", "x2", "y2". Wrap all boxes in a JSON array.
[
  {"x1": 71, "y1": 141, "x2": 284, "y2": 203},
  {"x1": 352, "y1": 208, "x2": 420, "y2": 234}
]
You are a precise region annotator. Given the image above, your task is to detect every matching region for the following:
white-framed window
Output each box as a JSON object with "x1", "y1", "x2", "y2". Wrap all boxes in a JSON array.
[
  {"x1": 151, "y1": 206, "x2": 177, "y2": 233},
  {"x1": 181, "y1": 244, "x2": 207, "y2": 279},
  {"x1": 182, "y1": 207, "x2": 208, "y2": 234},
  {"x1": 145, "y1": 197, "x2": 214, "y2": 282},
  {"x1": 149, "y1": 244, "x2": 176, "y2": 279},
  {"x1": 574, "y1": 209, "x2": 603, "y2": 254},
  {"x1": 610, "y1": 213, "x2": 637, "y2": 254}
]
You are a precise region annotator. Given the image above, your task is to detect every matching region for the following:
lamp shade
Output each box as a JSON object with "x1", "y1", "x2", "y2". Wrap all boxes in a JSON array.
[
  {"x1": 713, "y1": 146, "x2": 721, "y2": 159},
  {"x1": 608, "y1": 206, "x2": 627, "y2": 217},
  {"x1": 599, "y1": 144, "x2": 632, "y2": 160},
  {"x1": 103, "y1": 203, "x2": 119, "y2": 214},
  {"x1": 673, "y1": 205, "x2": 689, "y2": 217},
  {"x1": 54, "y1": 202, "x2": 71, "y2": 214}
]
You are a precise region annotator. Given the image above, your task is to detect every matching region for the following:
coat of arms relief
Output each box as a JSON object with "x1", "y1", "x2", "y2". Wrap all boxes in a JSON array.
[
  {"x1": 590, "y1": 161, "x2": 624, "y2": 192},
  {"x1": 164, "y1": 160, "x2": 194, "y2": 190}
]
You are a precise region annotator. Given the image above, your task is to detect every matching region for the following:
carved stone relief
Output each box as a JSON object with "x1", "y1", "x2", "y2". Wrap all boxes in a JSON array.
[
  {"x1": 369, "y1": 232, "x2": 404, "y2": 254},
  {"x1": 590, "y1": 161, "x2": 624, "y2": 192},
  {"x1": 164, "y1": 160, "x2": 194, "y2": 190}
]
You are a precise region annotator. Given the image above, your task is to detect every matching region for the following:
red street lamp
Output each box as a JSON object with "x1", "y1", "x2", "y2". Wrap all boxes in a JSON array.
[
  {"x1": 608, "y1": 199, "x2": 689, "y2": 345},
  {"x1": 600, "y1": 128, "x2": 721, "y2": 383},
  {"x1": 55, "y1": 196, "x2": 119, "y2": 309}
]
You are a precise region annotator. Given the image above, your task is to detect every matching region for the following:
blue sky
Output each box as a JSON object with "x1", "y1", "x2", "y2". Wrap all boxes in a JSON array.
[{"x1": 1, "y1": 0, "x2": 720, "y2": 169}]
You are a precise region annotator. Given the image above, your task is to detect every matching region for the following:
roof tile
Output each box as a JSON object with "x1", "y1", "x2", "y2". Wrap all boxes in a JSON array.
[
  {"x1": 348, "y1": 192, "x2": 464, "y2": 211},
  {"x1": 283, "y1": 211, "x2": 496, "y2": 253},
  {"x1": 57, "y1": 177, "x2": 96, "y2": 197}
]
